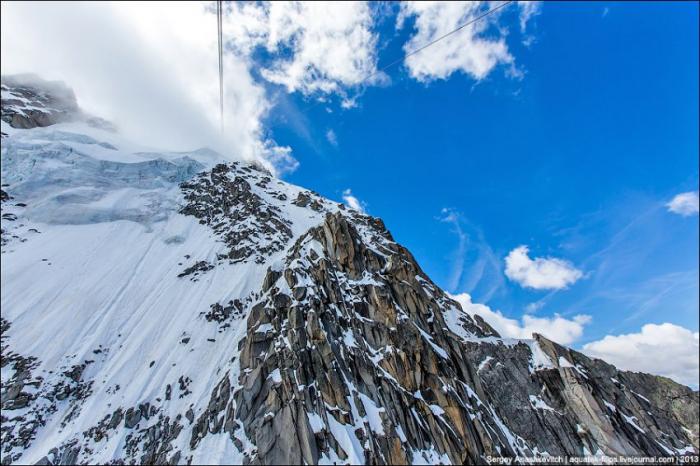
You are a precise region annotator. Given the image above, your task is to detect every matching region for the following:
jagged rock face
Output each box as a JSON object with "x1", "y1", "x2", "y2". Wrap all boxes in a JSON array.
[
  {"x1": 614, "y1": 371, "x2": 699, "y2": 448},
  {"x1": 463, "y1": 335, "x2": 699, "y2": 458},
  {"x1": 1, "y1": 77, "x2": 698, "y2": 465},
  {"x1": 1, "y1": 75, "x2": 113, "y2": 134},
  {"x1": 1, "y1": 75, "x2": 80, "y2": 130},
  {"x1": 220, "y1": 212, "x2": 699, "y2": 464},
  {"x1": 231, "y1": 212, "x2": 501, "y2": 464}
]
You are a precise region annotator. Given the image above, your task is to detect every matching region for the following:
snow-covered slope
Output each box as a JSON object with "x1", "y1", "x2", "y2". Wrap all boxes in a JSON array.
[
  {"x1": 1, "y1": 111, "x2": 338, "y2": 464},
  {"x1": 1, "y1": 78, "x2": 698, "y2": 465}
]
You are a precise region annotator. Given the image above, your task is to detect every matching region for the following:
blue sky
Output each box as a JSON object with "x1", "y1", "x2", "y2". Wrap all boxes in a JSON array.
[
  {"x1": 270, "y1": 1, "x2": 698, "y2": 341},
  {"x1": 263, "y1": 2, "x2": 699, "y2": 384},
  {"x1": 3, "y1": 1, "x2": 697, "y2": 385}
]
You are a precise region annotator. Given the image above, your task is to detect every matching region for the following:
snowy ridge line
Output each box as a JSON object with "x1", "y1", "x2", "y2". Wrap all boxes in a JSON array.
[{"x1": 228, "y1": 210, "x2": 520, "y2": 464}]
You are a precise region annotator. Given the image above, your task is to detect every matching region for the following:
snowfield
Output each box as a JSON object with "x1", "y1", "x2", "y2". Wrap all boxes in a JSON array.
[{"x1": 1, "y1": 121, "x2": 337, "y2": 463}]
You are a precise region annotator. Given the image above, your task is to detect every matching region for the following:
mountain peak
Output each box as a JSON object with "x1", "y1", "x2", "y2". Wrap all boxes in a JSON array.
[{"x1": 1, "y1": 77, "x2": 697, "y2": 465}]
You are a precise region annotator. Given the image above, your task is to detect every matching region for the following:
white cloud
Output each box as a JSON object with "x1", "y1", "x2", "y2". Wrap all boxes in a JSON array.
[
  {"x1": 1, "y1": 1, "x2": 538, "y2": 173},
  {"x1": 342, "y1": 189, "x2": 366, "y2": 213},
  {"x1": 517, "y1": 1, "x2": 541, "y2": 32},
  {"x1": 259, "y1": 143, "x2": 299, "y2": 176},
  {"x1": 0, "y1": 1, "x2": 296, "y2": 175},
  {"x1": 396, "y1": 1, "x2": 538, "y2": 82},
  {"x1": 450, "y1": 293, "x2": 591, "y2": 345},
  {"x1": 583, "y1": 323, "x2": 700, "y2": 387},
  {"x1": 228, "y1": 2, "x2": 380, "y2": 97},
  {"x1": 505, "y1": 245, "x2": 583, "y2": 290},
  {"x1": 341, "y1": 97, "x2": 359, "y2": 109},
  {"x1": 666, "y1": 191, "x2": 699, "y2": 217},
  {"x1": 0, "y1": 1, "x2": 385, "y2": 175},
  {"x1": 525, "y1": 300, "x2": 545, "y2": 312},
  {"x1": 326, "y1": 129, "x2": 338, "y2": 146}
]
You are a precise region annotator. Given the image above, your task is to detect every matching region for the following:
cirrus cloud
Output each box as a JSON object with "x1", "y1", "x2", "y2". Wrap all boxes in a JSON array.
[
  {"x1": 505, "y1": 245, "x2": 583, "y2": 290},
  {"x1": 326, "y1": 129, "x2": 338, "y2": 146}
]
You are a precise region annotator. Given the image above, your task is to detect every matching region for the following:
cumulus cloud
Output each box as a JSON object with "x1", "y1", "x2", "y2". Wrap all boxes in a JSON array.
[
  {"x1": 259, "y1": 143, "x2": 299, "y2": 176},
  {"x1": 505, "y1": 246, "x2": 583, "y2": 290},
  {"x1": 396, "y1": 1, "x2": 538, "y2": 82},
  {"x1": 0, "y1": 1, "x2": 296, "y2": 174},
  {"x1": 342, "y1": 189, "x2": 366, "y2": 213},
  {"x1": 228, "y1": 1, "x2": 380, "y2": 97},
  {"x1": 450, "y1": 293, "x2": 591, "y2": 345},
  {"x1": 666, "y1": 191, "x2": 699, "y2": 217},
  {"x1": 583, "y1": 323, "x2": 700, "y2": 388}
]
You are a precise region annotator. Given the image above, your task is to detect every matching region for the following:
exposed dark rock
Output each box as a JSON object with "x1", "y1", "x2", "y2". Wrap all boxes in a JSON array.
[
  {"x1": 229, "y1": 212, "x2": 699, "y2": 464},
  {"x1": 177, "y1": 260, "x2": 214, "y2": 280},
  {"x1": 1, "y1": 76, "x2": 79, "y2": 129},
  {"x1": 204, "y1": 300, "x2": 246, "y2": 324},
  {"x1": 179, "y1": 163, "x2": 293, "y2": 265}
]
